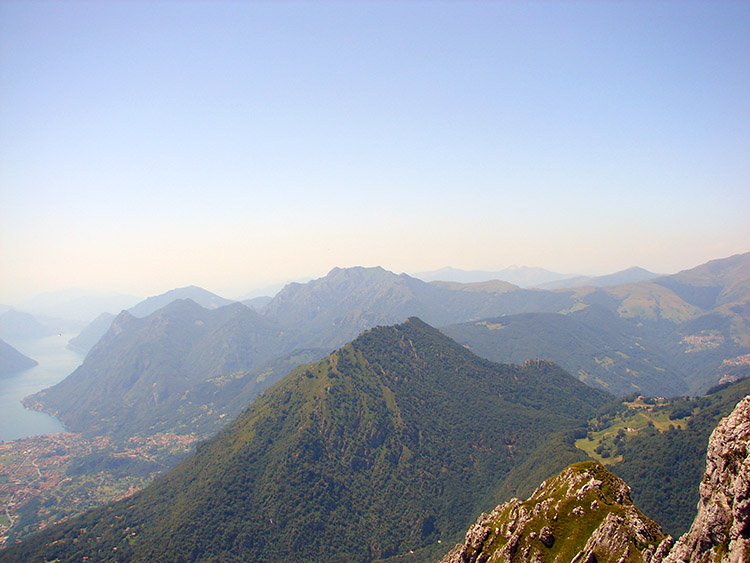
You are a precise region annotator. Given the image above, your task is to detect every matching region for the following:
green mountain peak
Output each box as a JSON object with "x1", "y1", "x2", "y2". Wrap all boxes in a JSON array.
[{"x1": 3, "y1": 318, "x2": 609, "y2": 563}]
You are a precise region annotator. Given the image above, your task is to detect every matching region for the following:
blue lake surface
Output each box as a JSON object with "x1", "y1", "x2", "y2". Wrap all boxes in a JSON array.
[{"x1": 0, "y1": 333, "x2": 83, "y2": 441}]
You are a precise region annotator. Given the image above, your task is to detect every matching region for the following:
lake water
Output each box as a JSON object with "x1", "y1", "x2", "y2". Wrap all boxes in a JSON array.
[{"x1": 0, "y1": 333, "x2": 83, "y2": 441}]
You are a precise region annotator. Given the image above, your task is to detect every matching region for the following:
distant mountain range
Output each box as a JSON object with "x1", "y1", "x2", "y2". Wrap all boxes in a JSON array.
[
  {"x1": 68, "y1": 285, "x2": 238, "y2": 353},
  {"x1": 537, "y1": 266, "x2": 661, "y2": 289},
  {"x1": 412, "y1": 265, "x2": 660, "y2": 289},
  {"x1": 17, "y1": 289, "x2": 141, "y2": 324},
  {"x1": 0, "y1": 309, "x2": 56, "y2": 341},
  {"x1": 28, "y1": 300, "x2": 300, "y2": 439},
  {"x1": 127, "y1": 285, "x2": 235, "y2": 318},
  {"x1": 442, "y1": 305, "x2": 687, "y2": 397},
  {"x1": 413, "y1": 265, "x2": 575, "y2": 286},
  {"x1": 27, "y1": 252, "x2": 750, "y2": 446}
]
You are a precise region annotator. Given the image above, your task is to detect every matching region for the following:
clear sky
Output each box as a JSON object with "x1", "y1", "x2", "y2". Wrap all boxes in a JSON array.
[{"x1": 1, "y1": 1, "x2": 748, "y2": 302}]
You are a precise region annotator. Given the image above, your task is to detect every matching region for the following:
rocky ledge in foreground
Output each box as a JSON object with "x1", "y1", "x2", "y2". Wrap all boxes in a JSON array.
[
  {"x1": 662, "y1": 395, "x2": 750, "y2": 563},
  {"x1": 442, "y1": 394, "x2": 750, "y2": 563},
  {"x1": 440, "y1": 460, "x2": 670, "y2": 563}
]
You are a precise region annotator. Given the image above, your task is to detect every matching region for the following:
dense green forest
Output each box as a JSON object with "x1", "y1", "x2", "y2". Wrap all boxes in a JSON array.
[{"x1": 0, "y1": 318, "x2": 609, "y2": 563}]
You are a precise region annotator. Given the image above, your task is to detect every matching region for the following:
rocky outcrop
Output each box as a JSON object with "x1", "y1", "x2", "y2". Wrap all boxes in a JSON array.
[
  {"x1": 441, "y1": 461, "x2": 668, "y2": 563},
  {"x1": 661, "y1": 395, "x2": 750, "y2": 563},
  {"x1": 441, "y1": 395, "x2": 750, "y2": 563}
]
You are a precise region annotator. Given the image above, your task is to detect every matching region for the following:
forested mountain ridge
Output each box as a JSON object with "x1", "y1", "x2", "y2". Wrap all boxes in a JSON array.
[
  {"x1": 2, "y1": 318, "x2": 610, "y2": 563},
  {"x1": 58, "y1": 253, "x2": 750, "y2": 415},
  {"x1": 25, "y1": 299, "x2": 297, "y2": 439},
  {"x1": 441, "y1": 252, "x2": 750, "y2": 395},
  {"x1": 442, "y1": 306, "x2": 685, "y2": 397}
]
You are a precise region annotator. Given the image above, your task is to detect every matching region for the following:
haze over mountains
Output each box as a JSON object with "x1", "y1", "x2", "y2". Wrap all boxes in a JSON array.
[
  {"x1": 23, "y1": 253, "x2": 750, "y2": 448},
  {"x1": 2, "y1": 251, "x2": 749, "y2": 558},
  {"x1": 29, "y1": 300, "x2": 302, "y2": 440},
  {"x1": 413, "y1": 265, "x2": 661, "y2": 289},
  {"x1": 0, "y1": 340, "x2": 37, "y2": 377},
  {"x1": 67, "y1": 285, "x2": 240, "y2": 353}
]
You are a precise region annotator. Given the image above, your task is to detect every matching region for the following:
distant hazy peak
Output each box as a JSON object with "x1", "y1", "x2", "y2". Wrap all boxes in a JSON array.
[
  {"x1": 127, "y1": 285, "x2": 235, "y2": 318},
  {"x1": 653, "y1": 251, "x2": 750, "y2": 310},
  {"x1": 327, "y1": 265, "x2": 388, "y2": 276},
  {"x1": 412, "y1": 265, "x2": 573, "y2": 287},
  {"x1": 537, "y1": 266, "x2": 660, "y2": 290}
]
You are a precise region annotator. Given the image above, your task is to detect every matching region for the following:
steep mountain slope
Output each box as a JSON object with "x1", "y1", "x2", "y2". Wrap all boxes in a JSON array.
[
  {"x1": 0, "y1": 339, "x2": 37, "y2": 377},
  {"x1": 662, "y1": 395, "x2": 750, "y2": 563},
  {"x1": 654, "y1": 252, "x2": 750, "y2": 311},
  {"x1": 261, "y1": 266, "x2": 577, "y2": 350},
  {"x1": 25, "y1": 299, "x2": 294, "y2": 439},
  {"x1": 442, "y1": 306, "x2": 685, "y2": 396},
  {"x1": 3, "y1": 318, "x2": 610, "y2": 563},
  {"x1": 66, "y1": 311, "x2": 116, "y2": 352}
]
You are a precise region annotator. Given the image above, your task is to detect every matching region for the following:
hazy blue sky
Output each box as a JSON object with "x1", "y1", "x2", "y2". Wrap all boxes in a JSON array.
[{"x1": 1, "y1": 1, "x2": 748, "y2": 302}]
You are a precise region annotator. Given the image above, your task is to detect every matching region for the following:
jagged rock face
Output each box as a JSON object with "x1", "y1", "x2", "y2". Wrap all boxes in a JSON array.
[
  {"x1": 441, "y1": 460, "x2": 668, "y2": 563},
  {"x1": 661, "y1": 395, "x2": 750, "y2": 563}
]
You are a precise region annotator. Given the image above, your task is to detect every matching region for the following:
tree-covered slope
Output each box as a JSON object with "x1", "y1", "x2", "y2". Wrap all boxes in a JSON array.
[
  {"x1": 2, "y1": 318, "x2": 610, "y2": 563},
  {"x1": 442, "y1": 306, "x2": 686, "y2": 397},
  {"x1": 577, "y1": 378, "x2": 750, "y2": 537},
  {"x1": 25, "y1": 299, "x2": 296, "y2": 439}
]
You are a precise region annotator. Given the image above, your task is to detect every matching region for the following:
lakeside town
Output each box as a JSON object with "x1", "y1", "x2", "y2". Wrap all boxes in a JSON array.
[{"x1": 0, "y1": 431, "x2": 197, "y2": 547}]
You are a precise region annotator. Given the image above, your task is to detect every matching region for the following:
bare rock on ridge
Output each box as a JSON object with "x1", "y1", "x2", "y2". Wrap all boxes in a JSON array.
[
  {"x1": 661, "y1": 395, "x2": 750, "y2": 563},
  {"x1": 440, "y1": 460, "x2": 668, "y2": 563}
]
